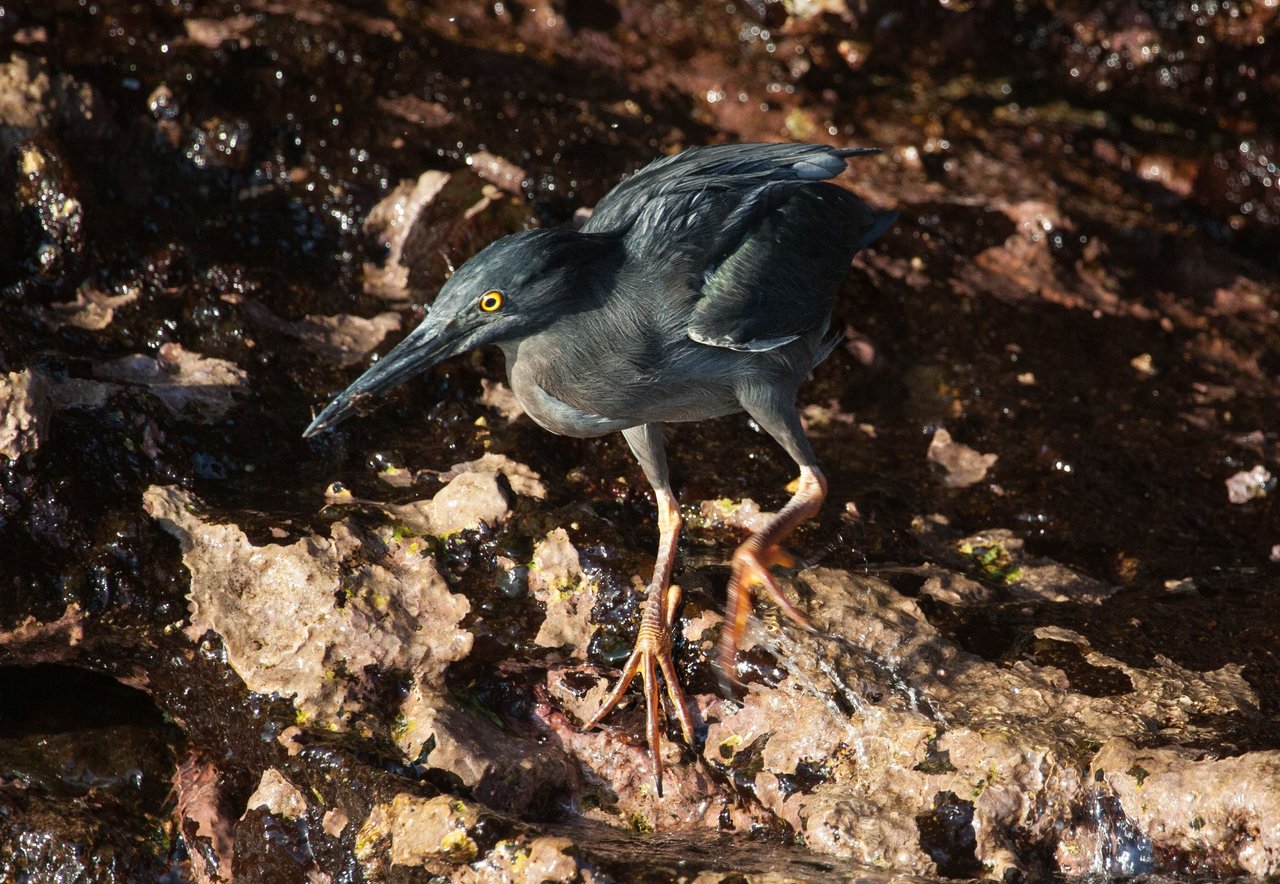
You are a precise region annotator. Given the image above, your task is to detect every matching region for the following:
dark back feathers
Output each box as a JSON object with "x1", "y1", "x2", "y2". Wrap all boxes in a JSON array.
[{"x1": 584, "y1": 142, "x2": 894, "y2": 352}]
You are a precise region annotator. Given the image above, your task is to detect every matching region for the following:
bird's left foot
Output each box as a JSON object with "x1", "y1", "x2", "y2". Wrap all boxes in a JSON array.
[{"x1": 582, "y1": 582, "x2": 696, "y2": 796}]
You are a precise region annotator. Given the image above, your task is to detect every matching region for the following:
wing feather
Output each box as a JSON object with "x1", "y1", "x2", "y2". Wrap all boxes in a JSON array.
[
  {"x1": 584, "y1": 143, "x2": 894, "y2": 352},
  {"x1": 582, "y1": 142, "x2": 879, "y2": 235},
  {"x1": 691, "y1": 186, "x2": 896, "y2": 351}
]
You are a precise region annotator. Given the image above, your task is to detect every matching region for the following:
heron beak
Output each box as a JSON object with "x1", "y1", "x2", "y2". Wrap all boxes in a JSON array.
[{"x1": 302, "y1": 315, "x2": 465, "y2": 437}]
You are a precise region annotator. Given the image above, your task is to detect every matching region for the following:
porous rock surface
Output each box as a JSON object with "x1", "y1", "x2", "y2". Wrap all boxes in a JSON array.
[
  {"x1": 144, "y1": 484, "x2": 472, "y2": 725},
  {"x1": 0, "y1": 369, "x2": 50, "y2": 460},
  {"x1": 704, "y1": 568, "x2": 1272, "y2": 878}
]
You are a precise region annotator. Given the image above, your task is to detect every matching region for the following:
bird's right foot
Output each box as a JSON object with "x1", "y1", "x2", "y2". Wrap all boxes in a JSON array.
[
  {"x1": 717, "y1": 466, "x2": 827, "y2": 692},
  {"x1": 582, "y1": 582, "x2": 695, "y2": 796}
]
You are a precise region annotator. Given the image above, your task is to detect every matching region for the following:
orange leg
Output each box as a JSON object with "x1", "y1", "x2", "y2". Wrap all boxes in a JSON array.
[
  {"x1": 583, "y1": 486, "x2": 695, "y2": 795},
  {"x1": 718, "y1": 465, "x2": 827, "y2": 690}
]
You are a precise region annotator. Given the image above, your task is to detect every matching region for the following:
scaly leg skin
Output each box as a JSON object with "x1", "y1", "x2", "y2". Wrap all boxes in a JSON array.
[
  {"x1": 583, "y1": 488, "x2": 695, "y2": 795},
  {"x1": 718, "y1": 464, "x2": 827, "y2": 692},
  {"x1": 583, "y1": 424, "x2": 696, "y2": 796}
]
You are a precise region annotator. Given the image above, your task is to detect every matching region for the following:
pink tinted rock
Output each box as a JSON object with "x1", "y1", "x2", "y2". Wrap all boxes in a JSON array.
[
  {"x1": 95, "y1": 343, "x2": 246, "y2": 422},
  {"x1": 926, "y1": 427, "x2": 998, "y2": 488},
  {"x1": 144, "y1": 485, "x2": 472, "y2": 726},
  {"x1": 0, "y1": 369, "x2": 51, "y2": 460}
]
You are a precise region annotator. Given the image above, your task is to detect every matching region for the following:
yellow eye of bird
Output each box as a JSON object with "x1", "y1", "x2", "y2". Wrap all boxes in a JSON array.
[{"x1": 479, "y1": 290, "x2": 504, "y2": 313}]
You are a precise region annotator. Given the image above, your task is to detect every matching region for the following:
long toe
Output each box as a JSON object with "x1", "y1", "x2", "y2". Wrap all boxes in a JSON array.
[
  {"x1": 719, "y1": 543, "x2": 813, "y2": 688},
  {"x1": 760, "y1": 544, "x2": 797, "y2": 569},
  {"x1": 749, "y1": 543, "x2": 812, "y2": 628},
  {"x1": 582, "y1": 590, "x2": 695, "y2": 796}
]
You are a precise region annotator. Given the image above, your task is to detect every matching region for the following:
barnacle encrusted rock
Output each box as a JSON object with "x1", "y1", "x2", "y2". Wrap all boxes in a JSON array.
[
  {"x1": 230, "y1": 294, "x2": 402, "y2": 367},
  {"x1": 327, "y1": 454, "x2": 543, "y2": 536},
  {"x1": 528, "y1": 528, "x2": 596, "y2": 659},
  {"x1": 244, "y1": 768, "x2": 307, "y2": 820},
  {"x1": 1094, "y1": 739, "x2": 1280, "y2": 877},
  {"x1": 927, "y1": 426, "x2": 998, "y2": 488},
  {"x1": 393, "y1": 682, "x2": 576, "y2": 814},
  {"x1": 356, "y1": 793, "x2": 482, "y2": 877},
  {"x1": 434, "y1": 453, "x2": 547, "y2": 499},
  {"x1": 362, "y1": 170, "x2": 450, "y2": 301},
  {"x1": 357, "y1": 793, "x2": 582, "y2": 882}
]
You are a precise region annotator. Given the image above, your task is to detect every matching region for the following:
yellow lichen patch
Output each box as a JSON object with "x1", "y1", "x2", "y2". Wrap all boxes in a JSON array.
[
  {"x1": 390, "y1": 713, "x2": 411, "y2": 741},
  {"x1": 718, "y1": 733, "x2": 744, "y2": 760},
  {"x1": 439, "y1": 828, "x2": 478, "y2": 862},
  {"x1": 354, "y1": 803, "x2": 392, "y2": 865},
  {"x1": 388, "y1": 524, "x2": 419, "y2": 544},
  {"x1": 627, "y1": 811, "x2": 655, "y2": 834},
  {"x1": 713, "y1": 497, "x2": 739, "y2": 515},
  {"x1": 495, "y1": 839, "x2": 530, "y2": 875}
]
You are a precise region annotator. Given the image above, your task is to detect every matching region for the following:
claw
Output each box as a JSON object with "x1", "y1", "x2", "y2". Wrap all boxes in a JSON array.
[
  {"x1": 718, "y1": 544, "x2": 811, "y2": 693},
  {"x1": 760, "y1": 544, "x2": 796, "y2": 569},
  {"x1": 716, "y1": 466, "x2": 827, "y2": 693},
  {"x1": 583, "y1": 584, "x2": 695, "y2": 796}
]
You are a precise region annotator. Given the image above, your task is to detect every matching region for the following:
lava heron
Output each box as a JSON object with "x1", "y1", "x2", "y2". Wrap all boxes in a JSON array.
[{"x1": 305, "y1": 142, "x2": 896, "y2": 793}]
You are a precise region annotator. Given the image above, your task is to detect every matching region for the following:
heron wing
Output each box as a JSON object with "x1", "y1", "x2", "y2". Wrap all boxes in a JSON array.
[
  {"x1": 586, "y1": 143, "x2": 896, "y2": 350},
  {"x1": 582, "y1": 142, "x2": 875, "y2": 235},
  {"x1": 688, "y1": 184, "x2": 896, "y2": 351},
  {"x1": 583, "y1": 143, "x2": 893, "y2": 351}
]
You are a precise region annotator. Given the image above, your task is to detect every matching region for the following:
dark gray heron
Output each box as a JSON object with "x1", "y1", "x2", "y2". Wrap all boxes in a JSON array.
[{"x1": 305, "y1": 142, "x2": 896, "y2": 794}]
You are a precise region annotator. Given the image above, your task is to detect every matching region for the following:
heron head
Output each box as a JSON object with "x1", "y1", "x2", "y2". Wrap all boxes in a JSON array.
[{"x1": 303, "y1": 227, "x2": 617, "y2": 437}]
